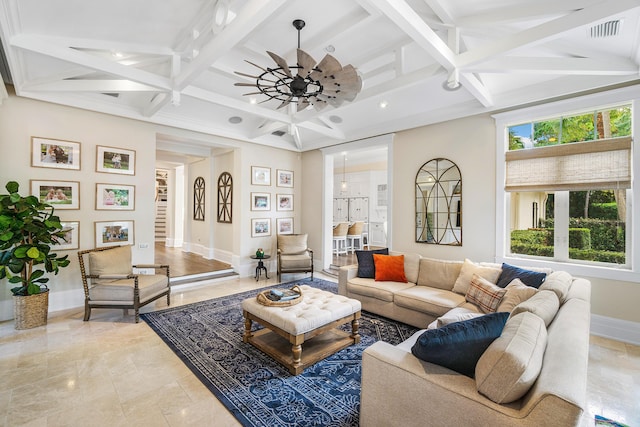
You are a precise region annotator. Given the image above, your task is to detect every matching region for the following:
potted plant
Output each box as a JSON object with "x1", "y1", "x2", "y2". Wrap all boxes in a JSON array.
[{"x1": 0, "y1": 181, "x2": 71, "y2": 329}]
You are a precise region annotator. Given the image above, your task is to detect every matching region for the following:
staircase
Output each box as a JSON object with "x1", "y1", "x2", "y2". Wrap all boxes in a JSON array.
[{"x1": 155, "y1": 201, "x2": 167, "y2": 242}]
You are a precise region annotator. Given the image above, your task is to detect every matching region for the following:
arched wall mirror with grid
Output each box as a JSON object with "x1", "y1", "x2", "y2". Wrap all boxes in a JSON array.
[{"x1": 415, "y1": 158, "x2": 462, "y2": 245}]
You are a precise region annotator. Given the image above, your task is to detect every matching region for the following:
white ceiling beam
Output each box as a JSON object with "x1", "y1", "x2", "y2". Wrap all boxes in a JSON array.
[
  {"x1": 455, "y1": 0, "x2": 601, "y2": 27},
  {"x1": 250, "y1": 120, "x2": 287, "y2": 139},
  {"x1": 182, "y1": 86, "x2": 291, "y2": 123},
  {"x1": 23, "y1": 80, "x2": 161, "y2": 92},
  {"x1": 457, "y1": 0, "x2": 640, "y2": 68},
  {"x1": 174, "y1": 0, "x2": 288, "y2": 90},
  {"x1": 425, "y1": 0, "x2": 456, "y2": 25},
  {"x1": 365, "y1": 0, "x2": 456, "y2": 68},
  {"x1": 20, "y1": 35, "x2": 173, "y2": 56},
  {"x1": 366, "y1": 0, "x2": 493, "y2": 106},
  {"x1": 466, "y1": 57, "x2": 639, "y2": 75},
  {"x1": 10, "y1": 34, "x2": 172, "y2": 90},
  {"x1": 144, "y1": 93, "x2": 169, "y2": 117},
  {"x1": 295, "y1": 120, "x2": 345, "y2": 140}
]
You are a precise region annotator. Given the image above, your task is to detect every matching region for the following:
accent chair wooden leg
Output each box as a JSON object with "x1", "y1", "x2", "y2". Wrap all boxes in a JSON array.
[{"x1": 84, "y1": 304, "x2": 91, "y2": 321}]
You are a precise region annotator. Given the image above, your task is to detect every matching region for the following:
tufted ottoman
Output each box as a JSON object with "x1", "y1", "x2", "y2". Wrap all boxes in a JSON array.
[{"x1": 242, "y1": 284, "x2": 362, "y2": 375}]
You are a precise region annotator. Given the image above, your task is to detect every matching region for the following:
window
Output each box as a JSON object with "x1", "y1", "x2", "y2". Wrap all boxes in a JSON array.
[{"x1": 495, "y1": 89, "x2": 638, "y2": 280}]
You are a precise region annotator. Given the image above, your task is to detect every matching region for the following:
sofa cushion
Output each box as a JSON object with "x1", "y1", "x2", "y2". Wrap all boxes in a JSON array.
[
  {"x1": 355, "y1": 248, "x2": 389, "y2": 278},
  {"x1": 279, "y1": 253, "x2": 312, "y2": 269},
  {"x1": 417, "y1": 257, "x2": 463, "y2": 291},
  {"x1": 411, "y1": 312, "x2": 510, "y2": 378},
  {"x1": 88, "y1": 245, "x2": 133, "y2": 285},
  {"x1": 510, "y1": 290, "x2": 559, "y2": 327},
  {"x1": 496, "y1": 263, "x2": 547, "y2": 289},
  {"x1": 496, "y1": 279, "x2": 539, "y2": 313},
  {"x1": 465, "y1": 274, "x2": 508, "y2": 313},
  {"x1": 391, "y1": 251, "x2": 421, "y2": 284},
  {"x1": 346, "y1": 277, "x2": 414, "y2": 302},
  {"x1": 475, "y1": 312, "x2": 547, "y2": 403},
  {"x1": 394, "y1": 287, "x2": 466, "y2": 317},
  {"x1": 374, "y1": 254, "x2": 408, "y2": 283},
  {"x1": 539, "y1": 271, "x2": 573, "y2": 303},
  {"x1": 427, "y1": 306, "x2": 483, "y2": 329},
  {"x1": 452, "y1": 259, "x2": 502, "y2": 296}
]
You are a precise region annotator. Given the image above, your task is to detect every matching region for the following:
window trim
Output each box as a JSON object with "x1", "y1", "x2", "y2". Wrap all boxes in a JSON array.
[{"x1": 494, "y1": 86, "x2": 640, "y2": 282}]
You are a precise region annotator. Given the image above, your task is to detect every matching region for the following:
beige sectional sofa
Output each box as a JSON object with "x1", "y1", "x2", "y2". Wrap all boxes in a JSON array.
[{"x1": 337, "y1": 251, "x2": 591, "y2": 427}]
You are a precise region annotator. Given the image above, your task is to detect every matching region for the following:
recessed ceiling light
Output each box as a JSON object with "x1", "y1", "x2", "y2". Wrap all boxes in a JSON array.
[
  {"x1": 111, "y1": 51, "x2": 124, "y2": 58},
  {"x1": 329, "y1": 115, "x2": 343, "y2": 123},
  {"x1": 249, "y1": 97, "x2": 257, "y2": 105},
  {"x1": 228, "y1": 116, "x2": 242, "y2": 124},
  {"x1": 325, "y1": 44, "x2": 335, "y2": 53},
  {"x1": 379, "y1": 100, "x2": 388, "y2": 109}
]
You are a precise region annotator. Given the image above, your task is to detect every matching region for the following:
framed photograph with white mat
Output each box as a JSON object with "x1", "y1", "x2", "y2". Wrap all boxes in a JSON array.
[
  {"x1": 96, "y1": 183, "x2": 135, "y2": 210},
  {"x1": 276, "y1": 217, "x2": 294, "y2": 235},
  {"x1": 30, "y1": 180, "x2": 80, "y2": 210},
  {"x1": 53, "y1": 221, "x2": 80, "y2": 251},
  {"x1": 276, "y1": 194, "x2": 293, "y2": 211},
  {"x1": 95, "y1": 220, "x2": 134, "y2": 247},
  {"x1": 251, "y1": 218, "x2": 270, "y2": 237}
]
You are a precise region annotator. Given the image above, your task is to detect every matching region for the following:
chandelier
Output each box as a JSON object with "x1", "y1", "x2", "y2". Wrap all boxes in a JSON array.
[{"x1": 234, "y1": 19, "x2": 362, "y2": 112}]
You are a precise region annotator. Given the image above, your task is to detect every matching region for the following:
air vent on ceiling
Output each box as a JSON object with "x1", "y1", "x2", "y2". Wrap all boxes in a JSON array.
[
  {"x1": 272, "y1": 130, "x2": 286, "y2": 137},
  {"x1": 590, "y1": 20, "x2": 621, "y2": 38},
  {"x1": 102, "y1": 92, "x2": 120, "y2": 98}
]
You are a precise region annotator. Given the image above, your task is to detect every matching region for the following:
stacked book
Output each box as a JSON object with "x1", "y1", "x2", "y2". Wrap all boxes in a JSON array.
[{"x1": 265, "y1": 288, "x2": 300, "y2": 302}]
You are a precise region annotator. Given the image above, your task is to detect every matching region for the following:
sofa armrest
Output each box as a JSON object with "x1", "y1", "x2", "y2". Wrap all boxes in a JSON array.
[{"x1": 338, "y1": 264, "x2": 358, "y2": 295}]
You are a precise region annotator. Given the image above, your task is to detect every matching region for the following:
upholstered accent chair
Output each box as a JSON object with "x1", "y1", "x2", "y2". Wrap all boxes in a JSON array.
[
  {"x1": 333, "y1": 222, "x2": 349, "y2": 256},
  {"x1": 347, "y1": 221, "x2": 365, "y2": 253},
  {"x1": 77, "y1": 245, "x2": 171, "y2": 323},
  {"x1": 277, "y1": 234, "x2": 314, "y2": 281}
]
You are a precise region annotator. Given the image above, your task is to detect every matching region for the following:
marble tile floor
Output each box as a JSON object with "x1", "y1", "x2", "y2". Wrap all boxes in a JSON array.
[{"x1": 0, "y1": 273, "x2": 638, "y2": 427}]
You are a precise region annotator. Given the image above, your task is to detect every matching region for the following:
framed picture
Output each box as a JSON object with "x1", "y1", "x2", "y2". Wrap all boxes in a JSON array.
[
  {"x1": 251, "y1": 166, "x2": 271, "y2": 186},
  {"x1": 276, "y1": 169, "x2": 294, "y2": 188},
  {"x1": 95, "y1": 220, "x2": 134, "y2": 247},
  {"x1": 276, "y1": 194, "x2": 293, "y2": 211},
  {"x1": 52, "y1": 221, "x2": 79, "y2": 251},
  {"x1": 276, "y1": 217, "x2": 294, "y2": 235},
  {"x1": 31, "y1": 180, "x2": 80, "y2": 210},
  {"x1": 31, "y1": 136, "x2": 81, "y2": 170},
  {"x1": 96, "y1": 145, "x2": 136, "y2": 175},
  {"x1": 251, "y1": 192, "x2": 270, "y2": 211},
  {"x1": 96, "y1": 183, "x2": 135, "y2": 210},
  {"x1": 251, "y1": 218, "x2": 270, "y2": 237}
]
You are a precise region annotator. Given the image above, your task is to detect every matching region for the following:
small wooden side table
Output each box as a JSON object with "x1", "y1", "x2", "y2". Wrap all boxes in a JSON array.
[{"x1": 250, "y1": 254, "x2": 270, "y2": 281}]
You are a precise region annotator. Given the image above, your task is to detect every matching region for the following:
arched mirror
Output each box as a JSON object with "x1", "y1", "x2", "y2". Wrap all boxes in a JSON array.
[{"x1": 415, "y1": 158, "x2": 462, "y2": 245}]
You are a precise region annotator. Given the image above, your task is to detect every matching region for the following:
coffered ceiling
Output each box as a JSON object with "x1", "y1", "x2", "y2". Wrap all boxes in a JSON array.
[{"x1": 1, "y1": 0, "x2": 639, "y2": 152}]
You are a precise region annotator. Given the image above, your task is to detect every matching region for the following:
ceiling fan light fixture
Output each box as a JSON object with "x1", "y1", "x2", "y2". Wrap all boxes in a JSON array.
[{"x1": 234, "y1": 19, "x2": 362, "y2": 111}]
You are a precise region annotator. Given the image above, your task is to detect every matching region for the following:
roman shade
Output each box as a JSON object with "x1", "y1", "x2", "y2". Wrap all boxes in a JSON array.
[{"x1": 505, "y1": 136, "x2": 631, "y2": 191}]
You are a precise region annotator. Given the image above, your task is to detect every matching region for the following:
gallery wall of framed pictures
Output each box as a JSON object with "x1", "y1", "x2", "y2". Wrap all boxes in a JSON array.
[
  {"x1": 249, "y1": 166, "x2": 296, "y2": 238},
  {"x1": 27, "y1": 135, "x2": 140, "y2": 250}
]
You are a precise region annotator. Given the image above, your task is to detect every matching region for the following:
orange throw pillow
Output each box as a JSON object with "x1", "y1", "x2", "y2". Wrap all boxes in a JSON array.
[{"x1": 373, "y1": 254, "x2": 408, "y2": 282}]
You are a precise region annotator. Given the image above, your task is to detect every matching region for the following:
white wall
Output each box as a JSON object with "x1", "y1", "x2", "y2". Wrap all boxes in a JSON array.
[{"x1": 0, "y1": 90, "x2": 302, "y2": 320}]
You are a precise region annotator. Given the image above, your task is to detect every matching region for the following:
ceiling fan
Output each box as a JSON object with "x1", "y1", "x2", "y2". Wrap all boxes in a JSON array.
[{"x1": 234, "y1": 19, "x2": 362, "y2": 112}]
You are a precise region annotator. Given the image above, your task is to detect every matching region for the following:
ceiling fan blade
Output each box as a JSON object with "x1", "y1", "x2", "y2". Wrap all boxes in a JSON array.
[
  {"x1": 311, "y1": 97, "x2": 328, "y2": 112},
  {"x1": 234, "y1": 82, "x2": 261, "y2": 87},
  {"x1": 297, "y1": 98, "x2": 311, "y2": 112},
  {"x1": 234, "y1": 71, "x2": 260, "y2": 79},
  {"x1": 267, "y1": 51, "x2": 292, "y2": 77},
  {"x1": 241, "y1": 91, "x2": 265, "y2": 96},
  {"x1": 244, "y1": 60, "x2": 270, "y2": 73},
  {"x1": 309, "y1": 54, "x2": 342, "y2": 81},
  {"x1": 297, "y1": 49, "x2": 316, "y2": 77},
  {"x1": 276, "y1": 96, "x2": 293, "y2": 109}
]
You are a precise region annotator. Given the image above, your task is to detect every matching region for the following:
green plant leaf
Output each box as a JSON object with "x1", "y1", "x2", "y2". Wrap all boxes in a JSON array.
[
  {"x1": 5, "y1": 181, "x2": 19, "y2": 193},
  {"x1": 26, "y1": 247, "x2": 41, "y2": 259},
  {"x1": 27, "y1": 283, "x2": 41, "y2": 295}
]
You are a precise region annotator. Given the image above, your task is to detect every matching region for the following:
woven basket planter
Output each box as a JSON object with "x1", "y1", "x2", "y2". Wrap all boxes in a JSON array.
[{"x1": 13, "y1": 290, "x2": 49, "y2": 330}]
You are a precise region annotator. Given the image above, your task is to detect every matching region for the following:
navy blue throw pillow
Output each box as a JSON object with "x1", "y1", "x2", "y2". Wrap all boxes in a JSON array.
[
  {"x1": 355, "y1": 248, "x2": 389, "y2": 278},
  {"x1": 496, "y1": 263, "x2": 547, "y2": 289},
  {"x1": 411, "y1": 312, "x2": 509, "y2": 378}
]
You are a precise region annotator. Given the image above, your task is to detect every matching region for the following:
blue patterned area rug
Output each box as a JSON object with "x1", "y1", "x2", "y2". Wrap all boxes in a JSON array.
[{"x1": 141, "y1": 278, "x2": 418, "y2": 427}]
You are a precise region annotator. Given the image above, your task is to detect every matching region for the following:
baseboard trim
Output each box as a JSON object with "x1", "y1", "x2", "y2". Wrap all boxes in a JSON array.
[{"x1": 591, "y1": 314, "x2": 640, "y2": 345}]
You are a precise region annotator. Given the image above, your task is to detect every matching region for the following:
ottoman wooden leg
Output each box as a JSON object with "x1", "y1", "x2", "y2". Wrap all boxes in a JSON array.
[
  {"x1": 351, "y1": 317, "x2": 361, "y2": 344},
  {"x1": 243, "y1": 314, "x2": 253, "y2": 343}
]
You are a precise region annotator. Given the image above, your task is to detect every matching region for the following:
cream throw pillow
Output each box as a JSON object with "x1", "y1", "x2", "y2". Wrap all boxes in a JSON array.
[
  {"x1": 452, "y1": 259, "x2": 502, "y2": 295},
  {"x1": 476, "y1": 312, "x2": 547, "y2": 404},
  {"x1": 427, "y1": 307, "x2": 483, "y2": 329},
  {"x1": 497, "y1": 279, "x2": 539, "y2": 313},
  {"x1": 510, "y1": 290, "x2": 559, "y2": 327},
  {"x1": 417, "y1": 257, "x2": 463, "y2": 291}
]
